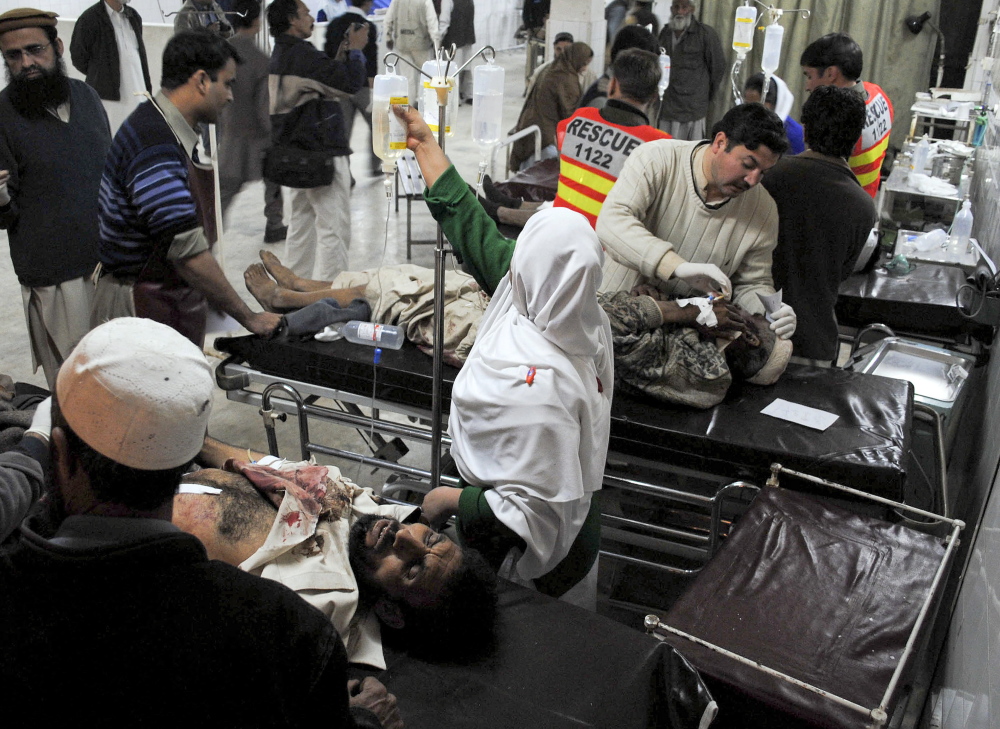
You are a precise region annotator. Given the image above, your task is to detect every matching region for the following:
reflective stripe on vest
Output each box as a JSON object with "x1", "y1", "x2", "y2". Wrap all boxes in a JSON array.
[
  {"x1": 553, "y1": 107, "x2": 668, "y2": 227},
  {"x1": 849, "y1": 81, "x2": 893, "y2": 198}
]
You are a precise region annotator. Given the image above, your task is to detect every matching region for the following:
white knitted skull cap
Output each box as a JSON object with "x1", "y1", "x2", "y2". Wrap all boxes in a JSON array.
[{"x1": 56, "y1": 317, "x2": 214, "y2": 471}]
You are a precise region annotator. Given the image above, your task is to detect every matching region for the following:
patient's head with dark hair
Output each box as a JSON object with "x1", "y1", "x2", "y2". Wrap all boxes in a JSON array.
[
  {"x1": 710, "y1": 102, "x2": 789, "y2": 156},
  {"x1": 173, "y1": 469, "x2": 276, "y2": 564},
  {"x1": 609, "y1": 24, "x2": 658, "y2": 63},
  {"x1": 349, "y1": 513, "x2": 498, "y2": 660},
  {"x1": 800, "y1": 85, "x2": 866, "y2": 159},
  {"x1": 610, "y1": 48, "x2": 661, "y2": 106}
]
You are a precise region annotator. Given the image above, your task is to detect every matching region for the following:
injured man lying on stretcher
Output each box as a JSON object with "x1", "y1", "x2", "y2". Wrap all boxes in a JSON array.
[
  {"x1": 245, "y1": 248, "x2": 791, "y2": 410},
  {"x1": 172, "y1": 438, "x2": 498, "y2": 668}
]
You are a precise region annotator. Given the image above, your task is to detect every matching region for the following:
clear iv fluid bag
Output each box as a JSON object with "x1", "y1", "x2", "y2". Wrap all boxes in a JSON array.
[
  {"x1": 733, "y1": 4, "x2": 757, "y2": 53},
  {"x1": 472, "y1": 62, "x2": 505, "y2": 147},
  {"x1": 422, "y1": 59, "x2": 459, "y2": 137},
  {"x1": 658, "y1": 53, "x2": 671, "y2": 94},
  {"x1": 762, "y1": 23, "x2": 784, "y2": 74},
  {"x1": 372, "y1": 69, "x2": 408, "y2": 165}
]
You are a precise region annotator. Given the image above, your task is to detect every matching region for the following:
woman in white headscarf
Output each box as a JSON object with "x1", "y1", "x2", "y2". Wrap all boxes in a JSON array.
[
  {"x1": 435, "y1": 209, "x2": 613, "y2": 608},
  {"x1": 744, "y1": 72, "x2": 805, "y2": 154}
]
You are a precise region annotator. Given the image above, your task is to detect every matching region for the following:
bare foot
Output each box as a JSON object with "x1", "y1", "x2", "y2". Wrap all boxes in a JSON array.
[
  {"x1": 259, "y1": 249, "x2": 302, "y2": 290},
  {"x1": 244, "y1": 264, "x2": 281, "y2": 312}
]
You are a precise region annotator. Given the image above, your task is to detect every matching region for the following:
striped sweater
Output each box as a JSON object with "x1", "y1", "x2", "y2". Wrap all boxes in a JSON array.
[{"x1": 98, "y1": 94, "x2": 204, "y2": 276}]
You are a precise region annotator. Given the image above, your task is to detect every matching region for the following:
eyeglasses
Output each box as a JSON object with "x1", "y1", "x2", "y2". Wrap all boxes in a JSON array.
[{"x1": 2, "y1": 42, "x2": 52, "y2": 63}]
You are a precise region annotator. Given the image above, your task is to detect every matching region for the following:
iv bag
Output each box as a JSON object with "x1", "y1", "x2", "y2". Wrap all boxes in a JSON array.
[
  {"x1": 422, "y1": 58, "x2": 459, "y2": 137},
  {"x1": 658, "y1": 52, "x2": 671, "y2": 94},
  {"x1": 372, "y1": 67, "x2": 409, "y2": 166},
  {"x1": 472, "y1": 62, "x2": 505, "y2": 148},
  {"x1": 762, "y1": 23, "x2": 784, "y2": 74},
  {"x1": 733, "y1": 4, "x2": 757, "y2": 53}
]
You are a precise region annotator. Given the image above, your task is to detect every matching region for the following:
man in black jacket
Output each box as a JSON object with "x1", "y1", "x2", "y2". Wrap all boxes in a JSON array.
[
  {"x1": 70, "y1": 0, "x2": 151, "y2": 132},
  {"x1": 0, "y1": 317, "x2": 402, "y2": 729},
  {"x1": 324, "y1": 0, "x2": 379, "y2": 176},
  {"x1": 762, "y1": 85, "x2": 875, "y2": 366}
]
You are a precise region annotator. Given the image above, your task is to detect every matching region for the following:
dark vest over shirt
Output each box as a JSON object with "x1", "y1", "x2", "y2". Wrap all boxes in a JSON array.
[{"x1": 0, "y1": 79, "x2": 110, "y2": 287}]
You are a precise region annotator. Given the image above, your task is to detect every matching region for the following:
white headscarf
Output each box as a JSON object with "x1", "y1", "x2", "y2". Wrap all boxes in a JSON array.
[
  {"x1": 449, "y1": 208, "x2": 614, "y2": 582},
  {"x1": 771, "y1": 74, "x2": 794, "y2": 122}
]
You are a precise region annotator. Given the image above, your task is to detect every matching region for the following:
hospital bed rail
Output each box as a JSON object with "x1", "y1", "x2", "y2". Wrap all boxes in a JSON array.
[
  {"x1": 214, "y1": 335, "x2": 916, "y2": 597},
  {"x1": 216, "y1": 351, "x2": 764, "y2": 577}
]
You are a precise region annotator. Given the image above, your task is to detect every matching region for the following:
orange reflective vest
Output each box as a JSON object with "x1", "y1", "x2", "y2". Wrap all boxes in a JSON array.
[
  {"x1": 850, "y1": 81, "x2": 893, "y2": 198},
  {"x1": 553, "y1": 106, "x2": 669, "y2": 227}
]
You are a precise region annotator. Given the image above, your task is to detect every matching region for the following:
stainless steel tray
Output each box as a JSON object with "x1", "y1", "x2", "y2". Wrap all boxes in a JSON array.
[{"x1": 853, "y1": 338, "x2": 972, "y2": 407}]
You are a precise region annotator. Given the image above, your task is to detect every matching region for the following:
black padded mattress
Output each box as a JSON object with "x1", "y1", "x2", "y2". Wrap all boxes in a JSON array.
[{"x1": 216, "y1": 337, "x2": 913, "y2": 499}]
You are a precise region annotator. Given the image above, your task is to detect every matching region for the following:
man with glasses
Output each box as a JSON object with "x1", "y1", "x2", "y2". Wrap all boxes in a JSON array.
[
  {"x1": 0, "y1": 8, "x2": 111, "y2": 389},
  {"x1": 655, "y1": 0, "x2": 724, "y2": 141}
]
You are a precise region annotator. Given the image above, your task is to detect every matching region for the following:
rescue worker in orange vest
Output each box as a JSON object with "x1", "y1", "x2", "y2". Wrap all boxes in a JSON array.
[
  {"x1": 800, "y1": 32, "x2": 893, "y2": 199},
  {"x1": 479, "y1": 49, "x2": 670, "y2": 229},
  {"x1": 553, "y1": 48, "x2": 671, "y2": 227}
]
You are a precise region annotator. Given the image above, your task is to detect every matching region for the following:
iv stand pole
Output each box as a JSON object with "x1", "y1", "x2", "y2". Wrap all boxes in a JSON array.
[{"x1": 383, "y1": 44, "x2": 496, "y2": 490}]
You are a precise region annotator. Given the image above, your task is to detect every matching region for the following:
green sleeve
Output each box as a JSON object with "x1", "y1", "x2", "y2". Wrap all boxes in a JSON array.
[
  {"x1": 422, "y1": 165, "x2": 516, "y2": 295},
  {"x1": 455, "y1": 485, "x2": 525, "y2": 572}
]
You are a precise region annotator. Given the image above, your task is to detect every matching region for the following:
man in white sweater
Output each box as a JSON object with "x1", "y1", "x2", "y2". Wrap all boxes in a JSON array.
[{"x1": 595, "y1": 103, "x2": 798, "y2": 340}]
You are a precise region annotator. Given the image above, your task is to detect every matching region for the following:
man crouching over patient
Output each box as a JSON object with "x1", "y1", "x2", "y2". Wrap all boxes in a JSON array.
[
  {"x1": 174, "y1": 438, "x2": 498, "y2": 666},
  {"x1": 0, "y1": 318, "x2": 400, "y2": 728}
]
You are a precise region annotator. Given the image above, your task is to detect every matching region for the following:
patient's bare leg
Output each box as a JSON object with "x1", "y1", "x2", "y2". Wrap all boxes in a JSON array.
[
  {"x1": 259, "y1": 249, "x2": 331, "y2": 293},
  {"x1": 244, "y1": 264, "x2": 367, "y2": 312}
]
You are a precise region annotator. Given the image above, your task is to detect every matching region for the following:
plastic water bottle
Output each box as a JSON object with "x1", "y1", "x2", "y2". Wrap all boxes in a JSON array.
[
  {"x1": 950, "y1": 199, "x2": 974, "y2": 255},
  {"x1": 910, "y1": 135, "x2": 930, "y2": 173},
  {"x1": 342, "y1": 321, "x2": 405, "y2": 350}
]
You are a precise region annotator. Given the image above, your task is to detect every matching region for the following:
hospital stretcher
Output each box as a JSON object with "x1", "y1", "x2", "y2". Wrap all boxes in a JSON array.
[
  {"x1": 214, "y1": 333, "x2": 915, "y2": 576},
  {"x1": 645, "y1": 465, "x2": 964, "y2": 729}
]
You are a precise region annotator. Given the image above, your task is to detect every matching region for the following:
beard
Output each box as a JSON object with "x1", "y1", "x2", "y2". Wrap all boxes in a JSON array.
[
  {"x1": 670, "y1": 13, "x2": 693, "y2": 33},
  {"x1": 348, "y1": 513, "x2": 399, "y2": 604},
  {"x1": 5, "y1": 56, "x2": 71, "y2": 120}
]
